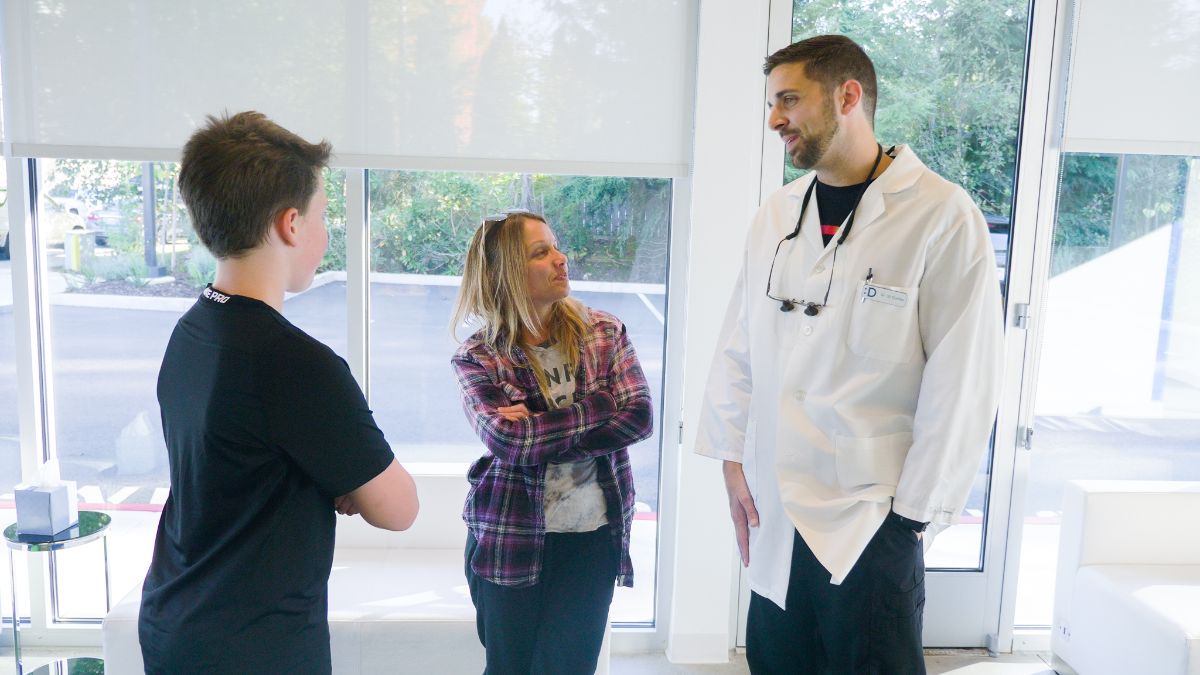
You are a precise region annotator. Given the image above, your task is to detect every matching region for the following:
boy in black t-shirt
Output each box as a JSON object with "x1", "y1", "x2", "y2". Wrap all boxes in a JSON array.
[{"x1": 139, "y1": 112, "x2": 419, "y2": 674}]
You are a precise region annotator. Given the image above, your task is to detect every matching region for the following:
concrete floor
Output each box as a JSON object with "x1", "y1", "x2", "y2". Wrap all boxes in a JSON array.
[
  {"x1": 609, "y1": 649, "x2": 1055, "y2": 674},
  {"x1": 0, "y1": 647, "x2": 1056, "y2": 674}
]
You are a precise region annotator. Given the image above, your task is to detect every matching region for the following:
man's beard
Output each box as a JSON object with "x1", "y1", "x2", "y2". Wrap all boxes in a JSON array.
[{"x1": 789, "y1": 104, "x2": 838, "y2": 170}]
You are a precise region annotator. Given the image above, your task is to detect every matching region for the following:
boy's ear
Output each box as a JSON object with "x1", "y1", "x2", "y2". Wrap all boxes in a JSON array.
[{"x1": 272, "y1": 207, "x2": 301, "y2": 246}]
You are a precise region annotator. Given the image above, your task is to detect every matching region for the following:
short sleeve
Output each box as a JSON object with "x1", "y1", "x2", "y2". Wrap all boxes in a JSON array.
[{"x1": 260, "y1": 336, "x2": 394, "y2": 497}]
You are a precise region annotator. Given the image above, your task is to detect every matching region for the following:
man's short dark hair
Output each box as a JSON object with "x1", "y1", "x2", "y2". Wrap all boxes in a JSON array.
[
  {"x1": 763, "y1": 35, "x2": 878, "y2": 125},
  {"x1": 178, "y1": 111, "x2": 331, "y2": 259}
]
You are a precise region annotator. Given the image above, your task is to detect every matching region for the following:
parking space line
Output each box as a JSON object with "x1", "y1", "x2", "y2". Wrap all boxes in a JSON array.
[
  {"x1": 637, "y1": 293, "x2": 664, "y2": 325},
  {"x1": 78, "y1": 485, "x2": 103, "y2": 503},
  {"x1": 107, "y1": 486, "x2": 138, "y2": 504},
  {"x1": 151, "y1": 488, "x2": 170, "y2": 505}
]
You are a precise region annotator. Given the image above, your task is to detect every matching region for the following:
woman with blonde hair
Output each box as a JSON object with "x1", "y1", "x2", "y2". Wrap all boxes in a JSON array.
[{"x1": 450, "y1": 210, "x2": 653, "y2": 674}]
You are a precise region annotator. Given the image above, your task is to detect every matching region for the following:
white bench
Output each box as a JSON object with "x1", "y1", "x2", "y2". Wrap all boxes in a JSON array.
[
  {"x1": 102, "y1": 471, "x2": 484, "y2": 674},
  {"x1": 103, "y1": 470, "x2": 613, "y2": 674},
  {"x1": 1052, "y1": 480, "x2": 1200, "y2": 675}
]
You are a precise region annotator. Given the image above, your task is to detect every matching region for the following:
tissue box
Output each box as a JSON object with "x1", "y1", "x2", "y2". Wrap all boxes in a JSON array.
[{"x1": 14, "y1": 482, "x2": 79, "y2": 536}]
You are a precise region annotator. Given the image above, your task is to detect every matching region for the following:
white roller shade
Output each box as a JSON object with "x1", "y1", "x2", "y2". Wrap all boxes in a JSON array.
[
  {"x1": 1063, "y1": 0, "x2": 1200, "y2": 156},
  {"x1": 1, "y1": 1, "x2": 697, "y2": 176}
]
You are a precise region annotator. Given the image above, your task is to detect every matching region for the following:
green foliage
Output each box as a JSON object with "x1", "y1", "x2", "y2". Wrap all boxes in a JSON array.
[
  {"x1": 318, "y1": 168, "x2": 348, "y2": 273},
  {"x1": 367, "y1": 171, "x2": 670, "y2": 283},
  {"x1": 80, "y1": 252, "x2": 149, "y2": 285},
  {"x1": 1054, "y1": 154, "x2": 1116, "y2": 248},
  {"x1": 789, "y1": 0, "x2": 1191, "y2": 277},
  {"x1": 185, "y1": 247, "x2": 217, "y2": 288},
  {"x1": 790, "y1": 0, "x2": 1029, "y2": 217},
  {"x1": 1051, "y1": 153, "x2": 1189, "y2": 275}
]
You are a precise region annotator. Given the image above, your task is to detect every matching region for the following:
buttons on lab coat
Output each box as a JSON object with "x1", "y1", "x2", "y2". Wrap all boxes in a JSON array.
[{"x1": 803, "y1": 325, "x2": 814, "y2": 336}]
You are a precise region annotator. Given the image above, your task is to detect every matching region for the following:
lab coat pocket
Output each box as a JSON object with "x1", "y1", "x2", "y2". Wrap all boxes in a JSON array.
[
  {"x1": 847, "y1": 283, "x2": 920, "y2": 363},
  {"x1": 834, "y1": 432, "x2": 912, "y2": 491}
]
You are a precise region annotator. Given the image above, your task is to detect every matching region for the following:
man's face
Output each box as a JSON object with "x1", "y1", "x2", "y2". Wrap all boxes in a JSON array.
[
  {"x1": 289, "y1": 174, "x2": 329, "y2": 292},
  {"x1": 766, "y1": 62, "x2": 839, "y2": 171}
]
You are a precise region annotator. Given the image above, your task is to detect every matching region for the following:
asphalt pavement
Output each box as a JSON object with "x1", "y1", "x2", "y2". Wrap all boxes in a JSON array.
[
  {"x1": 0, "y1": 277, "x2": 668, "y2": 510},
  {"x1": 2, "y1": 265, "x2": 1198, "y2": 532}
]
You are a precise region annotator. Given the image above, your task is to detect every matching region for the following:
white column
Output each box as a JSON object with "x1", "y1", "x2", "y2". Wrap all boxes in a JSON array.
[{"x1": 665, "y1": 0, "x2": 771, "y2": 663}]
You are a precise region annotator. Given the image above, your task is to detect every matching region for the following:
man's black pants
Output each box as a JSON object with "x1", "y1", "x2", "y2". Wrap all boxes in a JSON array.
[
  {"x1": 465, "y1": 526, "x2": 618, "y2": 675},
  {"x1": 746, "y1": 513, "x2": 926, "y2": 674}
]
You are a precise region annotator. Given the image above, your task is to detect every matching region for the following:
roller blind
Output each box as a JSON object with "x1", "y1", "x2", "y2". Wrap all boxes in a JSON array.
[
  {"x1": 1063, "y1": 0, "x2": 1200, "y2": 156},
  {"x1": 0, "y1": 1, "x2": 697, "y2": 176}
]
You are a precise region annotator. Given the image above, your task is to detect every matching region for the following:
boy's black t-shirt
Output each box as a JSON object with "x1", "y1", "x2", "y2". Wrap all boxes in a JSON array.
[{"x1": 138, "y1": 287, "x2": 394, "y2": 674}]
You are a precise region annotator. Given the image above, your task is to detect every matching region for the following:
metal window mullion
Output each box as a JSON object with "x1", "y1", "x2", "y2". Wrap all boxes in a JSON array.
[
  {"x1": 346, "y1": 169, "x2": 370, "y2": 398},
  {"x1": 6, "y1": 156, "x2": 57, "y2": 632},
  {"x1": 638, "y1": 176, "x2": 690, "y2": 648}
]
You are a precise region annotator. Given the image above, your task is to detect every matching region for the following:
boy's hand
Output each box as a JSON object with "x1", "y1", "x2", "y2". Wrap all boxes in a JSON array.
[{"x1": 334, "y1": 494, "x2": 359, "y2": 516}]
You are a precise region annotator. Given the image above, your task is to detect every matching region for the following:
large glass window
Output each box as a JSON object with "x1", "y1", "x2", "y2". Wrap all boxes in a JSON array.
[
  {"x1": 37, "y1": 158, "x2": 184, "y2": 620},
  {"x1": 790, "y1": 0, "x2": 1030, "y2": 568},
  {"x1": 36, "y1": 159, "x2": 346, "y2": 620},
  {"x1": 367, "y1": 170, "x2": 671, "y2": 623},
  {"x1": 1014, "y1": 153, "x2": 1200, "y2": 625}
]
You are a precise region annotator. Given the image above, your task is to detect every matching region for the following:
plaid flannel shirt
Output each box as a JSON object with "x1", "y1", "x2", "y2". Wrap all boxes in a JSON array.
[{"x1": 452, "y1": 307, "x2": 654, "y2": 588}]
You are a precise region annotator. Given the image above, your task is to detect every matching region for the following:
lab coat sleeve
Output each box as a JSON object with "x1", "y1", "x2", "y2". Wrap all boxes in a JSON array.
[
  {"x1": 694, "y1": 252, "x2": 755, "y2": 463},
  {"x1": 892, "y1": 194, "x2": 1004, "y2": 526}
]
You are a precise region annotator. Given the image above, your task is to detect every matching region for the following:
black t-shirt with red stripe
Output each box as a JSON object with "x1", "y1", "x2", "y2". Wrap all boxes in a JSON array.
[{"x1": 815, "y1": 179, "x2": 871, "y2": 246}]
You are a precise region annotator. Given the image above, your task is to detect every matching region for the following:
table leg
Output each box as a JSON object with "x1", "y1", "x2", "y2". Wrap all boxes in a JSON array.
[
  {"x1": 9, "y1": 548, "x2": 21, "y2": 675},
  {"x1": 102, "y1": 535, "x2": 111, "y2": 613}
]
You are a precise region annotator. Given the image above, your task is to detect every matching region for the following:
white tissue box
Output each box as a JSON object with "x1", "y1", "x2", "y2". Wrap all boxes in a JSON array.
[{"x1": 14, "y1": 482, "x2": 79, "y2": 536}]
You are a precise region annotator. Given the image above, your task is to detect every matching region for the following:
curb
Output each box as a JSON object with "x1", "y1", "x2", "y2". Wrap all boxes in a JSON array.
[{"x1": 4, "y1": 270, "x2": 666, "y2": 312}]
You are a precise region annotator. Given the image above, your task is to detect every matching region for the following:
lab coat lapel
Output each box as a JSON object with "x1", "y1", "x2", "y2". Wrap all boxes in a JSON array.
[
  {"x1": 785, "y1": 173, "x2": 826, "y2": 263},
  {"x1": 800, "y1": 188, "x2": 825, "y2": 260},
  {"x1": 843, "y1": 145, "x2": 925, "y2": 241}
]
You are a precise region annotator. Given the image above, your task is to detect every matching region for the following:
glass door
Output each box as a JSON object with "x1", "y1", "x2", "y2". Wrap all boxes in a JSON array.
[
  {"x1": 1013, "y1": 153, "x2": 1200, "y2": 627},
  {"x1": 737, "y1": 0, "x2": 1049, "y2": 647}
]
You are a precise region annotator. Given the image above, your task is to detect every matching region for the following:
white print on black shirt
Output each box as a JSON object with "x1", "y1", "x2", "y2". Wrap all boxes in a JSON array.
[{"x1": 202, "y1": 287, "x2": 231, "y2": 304}]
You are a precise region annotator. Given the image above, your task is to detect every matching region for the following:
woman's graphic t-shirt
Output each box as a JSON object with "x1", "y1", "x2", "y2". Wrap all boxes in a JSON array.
[{"x1": 530, "y1": 341, "x2": 609, "y2": 533}]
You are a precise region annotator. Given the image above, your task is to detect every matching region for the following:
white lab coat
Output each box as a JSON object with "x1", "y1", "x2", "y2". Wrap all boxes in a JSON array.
[{"x1": 696, "y1": 146, "x2": 1003, "y2": 609}]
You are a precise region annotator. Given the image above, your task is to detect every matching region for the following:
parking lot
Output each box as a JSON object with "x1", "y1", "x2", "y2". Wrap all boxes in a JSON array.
[{"x1": 0, "y1": 267, "x2": 668, "y2": 511}]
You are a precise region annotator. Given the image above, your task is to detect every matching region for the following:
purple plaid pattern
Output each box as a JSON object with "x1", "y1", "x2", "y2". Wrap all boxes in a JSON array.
[{"x1": 452, "y1": 308, "x2": 653, "y2": 588}]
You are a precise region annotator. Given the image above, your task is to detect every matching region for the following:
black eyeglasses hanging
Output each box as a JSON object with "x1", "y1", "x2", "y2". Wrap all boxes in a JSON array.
[{"x1": 765, "y1": 143, "x2": 884, "y2": 316}]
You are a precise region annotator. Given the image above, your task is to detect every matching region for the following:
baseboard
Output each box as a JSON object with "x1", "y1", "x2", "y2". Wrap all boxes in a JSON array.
[{"x1": 1047, "y1": 653, "x2": 1079, "y2": 675}]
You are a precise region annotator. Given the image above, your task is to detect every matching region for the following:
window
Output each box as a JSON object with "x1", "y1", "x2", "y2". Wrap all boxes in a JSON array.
[
  {"x1": 14, "y1": 161, "x2": 672, "y2": 625},
  {"x1": 790, "y1": 0, "x2": 1029, "y2": 568},
  {"x1": 27, "y1": 161, "x2": 349, "y2": 620},
  {"x1": 367, "y1": 169, "x2": 671, "y2": 623},
  {"x1": 35, "y1": 158, "x2": 184, "y2": 619},
  {"x1": 1014, "y1": 153, "x2": 1200, "y2": 625}
]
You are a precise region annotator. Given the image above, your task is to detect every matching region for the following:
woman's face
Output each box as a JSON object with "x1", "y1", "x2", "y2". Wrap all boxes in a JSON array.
[{"x1": 522, "y1": 218, "x2": 569, "y2": 312}]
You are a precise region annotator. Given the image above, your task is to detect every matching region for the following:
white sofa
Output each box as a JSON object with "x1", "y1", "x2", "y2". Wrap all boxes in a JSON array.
[{"x1": 1052, "y1": 480, "x2": 1200, "y2": 675}]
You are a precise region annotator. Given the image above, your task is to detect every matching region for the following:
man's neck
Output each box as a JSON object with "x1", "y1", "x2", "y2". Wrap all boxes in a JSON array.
[
  {"x1": 814, "y1": 135, "x2": 890, "y2": 187},
  {"x1": 212, "y1": 252, "x2": 288, "y2": 312}
]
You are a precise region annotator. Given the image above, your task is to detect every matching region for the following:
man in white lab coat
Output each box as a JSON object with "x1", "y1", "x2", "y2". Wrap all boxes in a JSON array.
[{"x1": 695, "y1": 35, "x2": 1004, "y2": 673}]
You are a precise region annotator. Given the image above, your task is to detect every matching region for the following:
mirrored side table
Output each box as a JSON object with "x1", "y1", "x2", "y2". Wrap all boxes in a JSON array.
[{"x1": 3, "y1": 512, "x2": 111, "y2": 675}]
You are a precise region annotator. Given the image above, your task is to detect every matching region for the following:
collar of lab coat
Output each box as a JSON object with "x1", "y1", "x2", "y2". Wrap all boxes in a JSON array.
[{"x1": 787, "y1": 144, "x2": 926, "y2": 254}]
